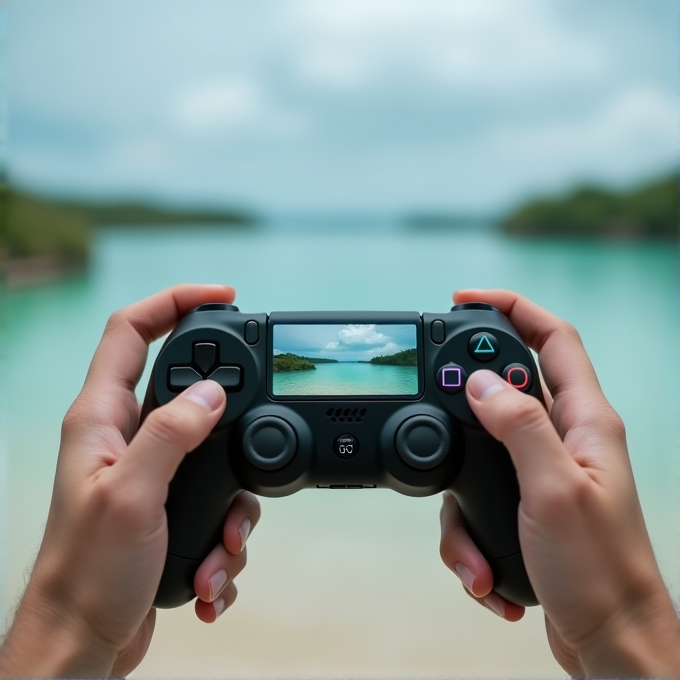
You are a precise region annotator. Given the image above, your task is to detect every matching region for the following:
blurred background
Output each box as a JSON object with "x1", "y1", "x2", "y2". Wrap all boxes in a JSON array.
[{"x1": 1, "y1": 0, "x2": 677, "y2": 677}]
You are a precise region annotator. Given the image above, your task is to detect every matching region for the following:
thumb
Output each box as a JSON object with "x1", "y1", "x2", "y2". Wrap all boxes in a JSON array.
[
  {"x1": 465, "y1": 370, "x2": 575, "y2": 491},
  {"x1": 115, "y1": 380, "x2": 226, "y2": 490}
]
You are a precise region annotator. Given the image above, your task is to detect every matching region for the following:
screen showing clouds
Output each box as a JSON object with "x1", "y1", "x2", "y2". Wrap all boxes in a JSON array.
[{"x1": 273, "y1": 324, "x2": 416, "y2": 362}]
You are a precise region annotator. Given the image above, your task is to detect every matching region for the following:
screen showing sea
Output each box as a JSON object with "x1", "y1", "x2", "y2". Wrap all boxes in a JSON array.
[{"x1": 272, "y1": 324, "x2": 418, "y2": 396}]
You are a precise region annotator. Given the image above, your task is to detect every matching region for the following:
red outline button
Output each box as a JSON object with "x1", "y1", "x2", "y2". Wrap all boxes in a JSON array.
[{"x1": 502, "y1": 363, "x2": 532, "y2": 391}]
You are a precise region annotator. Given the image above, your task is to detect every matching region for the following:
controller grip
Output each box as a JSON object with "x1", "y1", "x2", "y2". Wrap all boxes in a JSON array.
[
  {"x1": 154, "y1": 430, "x2": 243, "y2": 608},
  {"x1": 449, "y1": 428, "x2": 538, "y2": 607}
]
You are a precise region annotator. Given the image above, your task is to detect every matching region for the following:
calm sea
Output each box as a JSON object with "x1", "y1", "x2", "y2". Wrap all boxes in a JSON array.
[
  {"x1": 3, "y1": 219, "x2": 677, "y2": 677},
  {"x1": 273, "y1": 363, "x2": 418, "y2": 396}
]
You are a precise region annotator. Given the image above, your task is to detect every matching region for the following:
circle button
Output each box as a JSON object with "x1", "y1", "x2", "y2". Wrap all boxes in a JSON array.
[
  {"x1": 468, "y1": 332, "x2": 499, "y2": 362},
  {"x1": 502, "y1": 363, "x2": 532, "y2": 391},
  {"x1": 334, "y1": 434, "x2": 359, "y2": 459},
  {"x1": 243, "y1": 416, "x2": 297, "y2": 471},
  {"x1": 395, "y1": 416, "x2": 450, "y2": 470}
]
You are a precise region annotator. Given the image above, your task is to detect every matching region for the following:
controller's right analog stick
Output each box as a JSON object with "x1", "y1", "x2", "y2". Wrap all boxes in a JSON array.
[
  {"x1": 395, "y1": 415, "x2": 450, "y2": 470},
  {"x1": 243, "y1": 416, "x2": 298, "y2": 471}
]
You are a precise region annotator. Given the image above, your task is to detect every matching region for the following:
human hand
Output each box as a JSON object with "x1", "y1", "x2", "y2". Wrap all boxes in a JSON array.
[
  {"x1": 439, "y1": 289, "x2": 680, "y2": 677},
  {"x1": 0, "y1": 284, "x2": 261, "y2": 678}
]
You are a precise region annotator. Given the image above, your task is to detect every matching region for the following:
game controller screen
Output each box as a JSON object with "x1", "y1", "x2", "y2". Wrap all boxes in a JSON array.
[{"x1": 272, "y1": 324, "x2": 419, "y2": 396}]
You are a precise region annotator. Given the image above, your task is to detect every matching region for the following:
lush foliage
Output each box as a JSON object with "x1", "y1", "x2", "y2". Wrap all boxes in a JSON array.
[
  {"x1": 503, "y1": 175, "x2": 677, "y2": 240},
  {"x1": 369, "y1": 348, "x2": 417, "y2": 366},
  {"x1": 272, "y1": 353, "x2": 317, "y2": 372},
  {"x1": 0, "y1": 184, "x2": 256, "y2": 260}
]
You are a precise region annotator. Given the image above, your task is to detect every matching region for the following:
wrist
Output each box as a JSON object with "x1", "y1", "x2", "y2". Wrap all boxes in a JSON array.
[
  {"x1": 0, "y1": 577, "x2": 118, "y2": 678},
  {"x1": 577, "y1": 587, "x2": 680, "y2": 678}
]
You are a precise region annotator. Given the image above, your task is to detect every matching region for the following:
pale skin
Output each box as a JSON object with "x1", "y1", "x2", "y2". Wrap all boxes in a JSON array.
[
  {"x1": 0, "y1": 284, "x2": 262, "y2": 678},
  {"x1": 440, "y1": 289, "x2": 680, "y2": 678}
]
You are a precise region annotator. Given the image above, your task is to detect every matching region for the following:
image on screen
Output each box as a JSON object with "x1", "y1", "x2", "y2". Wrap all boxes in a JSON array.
[{"x1": 272, "y1": 324, "x2": 418, "y2": 396}]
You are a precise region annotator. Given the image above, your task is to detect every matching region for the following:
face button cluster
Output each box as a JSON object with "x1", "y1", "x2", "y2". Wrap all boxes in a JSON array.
[
  {"x1": 168, "y1": 342, "x2": 243, "y2": 393},
  {"x1": 435, "y1": 329, "x2": 533, "y2": 395}
]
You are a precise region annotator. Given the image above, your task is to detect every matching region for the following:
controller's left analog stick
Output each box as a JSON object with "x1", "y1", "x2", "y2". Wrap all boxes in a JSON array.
[
  {"x1": 243, "y1": 416, "x2": 298, "y2": 471},
  {"x1": 395, "y1": 415, "x2": 450, "y2": 470}
]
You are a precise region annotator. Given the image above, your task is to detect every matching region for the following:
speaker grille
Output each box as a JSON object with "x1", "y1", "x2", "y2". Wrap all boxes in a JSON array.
[{"x1": 326, "y1": 407, "x2": 367, "y2": 424}]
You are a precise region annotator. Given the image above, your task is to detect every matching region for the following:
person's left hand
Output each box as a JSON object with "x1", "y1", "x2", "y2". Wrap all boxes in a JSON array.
[{"x1": 0, "y1": 285, "x2": 261, "y2": 678}]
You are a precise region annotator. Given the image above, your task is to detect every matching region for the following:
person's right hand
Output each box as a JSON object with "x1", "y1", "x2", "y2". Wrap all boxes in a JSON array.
[{"x1": 439, "y1": 289, "x2": 680, "y2": 678}]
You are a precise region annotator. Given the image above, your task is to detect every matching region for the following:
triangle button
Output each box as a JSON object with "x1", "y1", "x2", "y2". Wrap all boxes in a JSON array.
[{"x1": 468, "y1": 332, "x2": 499, "y2": 362}]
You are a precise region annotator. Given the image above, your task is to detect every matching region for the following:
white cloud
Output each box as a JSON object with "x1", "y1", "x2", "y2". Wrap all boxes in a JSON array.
[
  {"x1": 173, "y1": 79, "x2": 262, "y2": 133},
  {"x1": 171, "y1": 78, "x2": 308, "y2": 139},
  {"x1": 324, "y1": 325, "x2": 390, "y2": 351},
  {"x1": 484, "y1": 86, "x2": 677, "y2": 189},
  {"x1": 289, "y1": 0, "x2": 609, "y2": 92}
]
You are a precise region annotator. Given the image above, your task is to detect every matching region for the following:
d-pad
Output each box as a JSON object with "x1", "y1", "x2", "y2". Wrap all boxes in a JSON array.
[{"x1": 168, "y1": 342, "x2": 242, "y2": 392}]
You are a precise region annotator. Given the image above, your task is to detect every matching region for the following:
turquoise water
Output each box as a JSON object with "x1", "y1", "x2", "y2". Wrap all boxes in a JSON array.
[
  {"x1": 273, "y1": 363, "x2": 419, "y2": 396},
  {"x1": 3, "y1": 222, "x2": 678, "y2": 665}
]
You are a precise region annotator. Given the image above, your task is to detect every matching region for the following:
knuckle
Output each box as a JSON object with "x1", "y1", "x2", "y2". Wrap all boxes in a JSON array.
[
  {"x1": 532, "y1": 471, "x2": 592, "y2": 525},
  {"x1": 61, "y1": 398, "x2": 97, "y2": 441},
  {"x1": 104, "y1": 308, "x2": 127, "y2": 336},
  {"x1": 89, "y1": 476, "x2": 144, "y2": 530},
  {"x1": 497, "y1": 395, "x2": 547, "y2": 439},
  {"x1": 558, "y1": 320, "x2": 583, "y2": 345},
  {"x1": 144, "y1": 405, "x2": 197, "y2": 449},
  {"x1": 598, "y1": 409, "x2": 626, "y2": 443}
]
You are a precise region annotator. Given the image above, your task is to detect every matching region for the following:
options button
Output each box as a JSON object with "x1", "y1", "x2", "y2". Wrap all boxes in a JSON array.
[
  {"x1": 502, "y1": 363, "x2": 532, "y2": 391},
  {"x1": 436, "y1": 363, "x2": 467, "y2": 395}
]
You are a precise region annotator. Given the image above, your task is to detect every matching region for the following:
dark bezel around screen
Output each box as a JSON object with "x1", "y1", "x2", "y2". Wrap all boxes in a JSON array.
[{"x1": 267, "y1": 312, "x2": 424, "y2": 401}]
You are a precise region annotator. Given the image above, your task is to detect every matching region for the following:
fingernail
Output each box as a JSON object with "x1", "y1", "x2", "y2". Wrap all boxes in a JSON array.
[
  {"x1": 484, "y1": 593, "x2": 505, "y2": 618},
  {"x1": 209, "y1": 569, "x2": 228, "y2": 601},
  {"x1": 213, "y1": 596, "x2": 225, "y2": 618},
  {"x1": 454, "y1": 562, "x2": 476, "y2": 594},
  {"x1": 239, "y1": 517, "x2": 251, "y2": 552},
  {"x1": 467, "y1": 370, "x2": 509, "y2": 402},
  {"x1": 184, "y1": 380, "x2": 224, "y2": 412}
]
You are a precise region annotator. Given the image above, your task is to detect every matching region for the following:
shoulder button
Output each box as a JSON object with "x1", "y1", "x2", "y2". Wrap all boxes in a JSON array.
[
  {"x1": 450, "y1": 303, "x2": 499, "y2": 312},
  {"x1": 195, "y1": 303, "x2": 240, "y2": 312}
]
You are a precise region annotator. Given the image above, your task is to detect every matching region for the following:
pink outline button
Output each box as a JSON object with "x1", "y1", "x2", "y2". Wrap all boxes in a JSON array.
[{"x1": 437, "y1": 363, "x2": 467, "y2": 394}]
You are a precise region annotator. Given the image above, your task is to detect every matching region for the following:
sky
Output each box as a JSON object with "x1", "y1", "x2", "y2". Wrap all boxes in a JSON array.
[
  {"x1": 273, "y1": 324, "x2": 417, "y2": 361},
  {"x1": 6, "y1": 0, "x2": 678, "y2": 214}
]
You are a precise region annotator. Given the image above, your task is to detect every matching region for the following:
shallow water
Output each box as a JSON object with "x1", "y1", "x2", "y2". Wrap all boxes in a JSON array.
[{"x1": 3, "y1": 221, "x2": 677, "y2": 677}]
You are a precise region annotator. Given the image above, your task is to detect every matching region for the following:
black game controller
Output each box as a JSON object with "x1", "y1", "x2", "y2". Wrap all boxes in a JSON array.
[{"x1": 142, "y1": 302, "x2": 544, "y2": 609}]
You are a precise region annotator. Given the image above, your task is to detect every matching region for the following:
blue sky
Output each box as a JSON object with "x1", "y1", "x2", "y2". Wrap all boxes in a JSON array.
[
  {"x1": 6, "y1": 0, "x2": 677, "y2": 213},
  {"x1": 273, "y1": 324, "x2": 417, "y2": 361}
]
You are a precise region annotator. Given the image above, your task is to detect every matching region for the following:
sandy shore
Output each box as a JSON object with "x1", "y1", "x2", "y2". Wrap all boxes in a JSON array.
[{"x1": 131, "y1": 493, "x2": 566, "y2": 678}]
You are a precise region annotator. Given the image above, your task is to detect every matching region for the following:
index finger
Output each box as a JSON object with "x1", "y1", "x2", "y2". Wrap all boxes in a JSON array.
[
  {"x1": 87, "y1": 284, "x2": 235, "y2": 390},
  {"x1": 453, "y1": 289, "x2": 613, "y2": 437},
  {"x1": 74, "y1": 284, "x2": 235, "y2": 440}
]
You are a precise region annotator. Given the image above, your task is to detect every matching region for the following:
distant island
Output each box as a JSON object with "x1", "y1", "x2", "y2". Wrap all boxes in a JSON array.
[
  {"x1": 404, "y1": 174, "x2": 676, "y2": 240},
  {"x1": 272, "y1": 353, "x2": 339, "y2": 372},
  {"x1": 369, "y1": 348, "x2": 417, "y2": 366},
  {"x1": 502, "y1": 174, "x2": 676, "y2": 240},
  {"x1": 0, "y1": 184, "x2": 257, "y2": 284}
]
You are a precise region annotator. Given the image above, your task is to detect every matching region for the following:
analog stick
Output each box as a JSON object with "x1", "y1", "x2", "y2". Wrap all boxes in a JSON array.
[
  {"x1": 243, "y1": 416, "x2": 298, "y2": 471},
  {"x1": 395, "y1": 415, "x2": 450, "y2": 470}
]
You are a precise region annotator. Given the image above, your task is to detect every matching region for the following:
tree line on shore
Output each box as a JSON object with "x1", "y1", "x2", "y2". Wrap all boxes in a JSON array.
[
  {"x1": 2, "y1": 172, "x2": 675, "y2": 270},
  {"x1": 0, "y1": 184, "x2": 256, "y2": 264}
]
